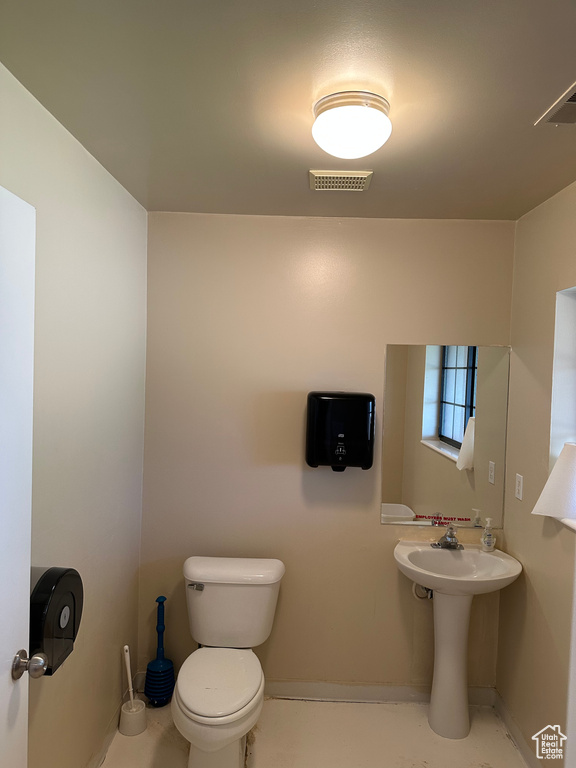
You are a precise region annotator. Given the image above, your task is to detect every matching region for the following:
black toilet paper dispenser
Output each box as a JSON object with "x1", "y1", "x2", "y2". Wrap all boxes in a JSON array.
[
  {"x1": 29, "y1": 566, "x2": 84, "y2": 676},
  {"x1": 306, "y1": 391, "x2": 376, "y2": 472}
]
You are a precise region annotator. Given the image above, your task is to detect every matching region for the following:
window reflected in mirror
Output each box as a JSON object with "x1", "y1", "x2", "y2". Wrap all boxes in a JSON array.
[{"x1": 439, "y1": 345, "x2": 477, "y2": 449}]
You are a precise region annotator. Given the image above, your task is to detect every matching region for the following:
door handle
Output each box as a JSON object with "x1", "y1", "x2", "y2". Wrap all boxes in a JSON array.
[{"x1": 12, "y1": 649, "x2": 48, "y2": 680}]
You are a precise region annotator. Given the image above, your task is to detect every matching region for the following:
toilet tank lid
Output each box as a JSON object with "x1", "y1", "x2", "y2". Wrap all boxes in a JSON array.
[{"x1": 184, "y1": 556, "x2": 285, "y2": 585}]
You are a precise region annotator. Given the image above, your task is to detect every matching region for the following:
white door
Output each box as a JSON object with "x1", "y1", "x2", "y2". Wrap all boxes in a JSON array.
[{"x1": 0, "y1": 186, "x2": 36, "y2": 768}]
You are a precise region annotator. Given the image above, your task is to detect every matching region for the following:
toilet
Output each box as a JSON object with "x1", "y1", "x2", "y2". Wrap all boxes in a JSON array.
[{"x1": 171, "y1": 556, "x2": 285, "y2": 768}]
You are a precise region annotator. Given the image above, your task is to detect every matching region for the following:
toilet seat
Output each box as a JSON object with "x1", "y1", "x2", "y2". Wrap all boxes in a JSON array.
[{"x1": 176, "y1": 648, "x2": 263, "y2": 722}]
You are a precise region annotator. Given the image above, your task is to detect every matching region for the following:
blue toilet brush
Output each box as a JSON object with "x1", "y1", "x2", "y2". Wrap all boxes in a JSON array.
[{"x1": 144, "y1": 596, "x2": 175, "y2": 707}]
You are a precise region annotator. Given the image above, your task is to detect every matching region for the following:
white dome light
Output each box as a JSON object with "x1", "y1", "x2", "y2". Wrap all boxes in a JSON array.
[{"x1": 312, "y1": 91, "x2": 392, "y2": 160}]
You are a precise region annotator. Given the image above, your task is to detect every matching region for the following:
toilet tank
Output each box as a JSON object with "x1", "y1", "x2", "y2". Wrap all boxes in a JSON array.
[{"x1": 184, "y1": 557, "x2": 285, "y2": 648}]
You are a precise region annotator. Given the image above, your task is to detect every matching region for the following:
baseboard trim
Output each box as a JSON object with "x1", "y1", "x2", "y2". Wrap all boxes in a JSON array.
[
  {"x1": 86, "y1": 703, "x2": 122, "y2": 768},
  {"x1": 494, "y1": 692, "x2": 540, "y2": 768},
  {"x1": 265, "y1": 679, "x2": 496, "y2": 707}
]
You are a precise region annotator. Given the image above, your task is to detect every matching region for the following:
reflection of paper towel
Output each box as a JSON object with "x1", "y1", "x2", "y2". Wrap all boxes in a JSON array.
[{"x1": 456, "y1": 416, "x2": 475, "y2": 471}]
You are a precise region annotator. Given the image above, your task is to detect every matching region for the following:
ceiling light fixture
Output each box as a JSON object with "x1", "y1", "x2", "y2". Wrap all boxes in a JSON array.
[{"x1": 312, "y1": 91, "x2": 392, "y2": 160}]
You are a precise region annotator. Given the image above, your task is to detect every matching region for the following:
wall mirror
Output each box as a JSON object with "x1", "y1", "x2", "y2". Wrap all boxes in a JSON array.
[{"x1": 381, "y1": 345, "x2": 510, "y2": 527}]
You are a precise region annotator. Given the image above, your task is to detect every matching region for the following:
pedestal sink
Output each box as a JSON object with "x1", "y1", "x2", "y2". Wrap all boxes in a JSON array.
[{"x1": 394, "y1": 541, "x2": 522, "y2": 739}]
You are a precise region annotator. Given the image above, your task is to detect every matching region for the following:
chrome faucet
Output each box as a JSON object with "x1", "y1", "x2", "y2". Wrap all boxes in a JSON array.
[{"x1": 431, "y1": 523, "x2": 463, "y2": 550}]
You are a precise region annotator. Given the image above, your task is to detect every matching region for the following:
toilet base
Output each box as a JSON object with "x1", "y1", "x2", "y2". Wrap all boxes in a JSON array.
[{"x1": 187, "y1": 735, "x2": 246, "y2": 768}]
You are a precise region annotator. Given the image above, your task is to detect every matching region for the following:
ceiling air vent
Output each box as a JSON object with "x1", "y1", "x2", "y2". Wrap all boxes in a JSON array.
[
  {"x1": 309, "y1": 170, "x2": 373, "y2": 191},
  {"x1": 535, "y1": 80, "x2": 576, "y2": 125}
]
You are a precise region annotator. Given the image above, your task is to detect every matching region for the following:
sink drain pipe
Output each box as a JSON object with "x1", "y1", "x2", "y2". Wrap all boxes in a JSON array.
[{"x1": 412, "y1": 583, "x2": 433, "y2": 600}]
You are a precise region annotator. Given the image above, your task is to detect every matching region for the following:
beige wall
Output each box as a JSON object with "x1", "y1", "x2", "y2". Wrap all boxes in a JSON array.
[
  {"x1": 0, "y1": 64, "x2": 147, "y2": 768},
  {"x1": 498, "y1": 179, "x2": 576, "y2": 763},
  {"x1": 142, "y1": 212, "x2": 514, "y2": 691}
]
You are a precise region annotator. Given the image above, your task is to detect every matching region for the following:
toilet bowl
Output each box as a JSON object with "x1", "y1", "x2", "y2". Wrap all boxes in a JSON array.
[
  {"x1": 172, "y1": 648, "x2": 264, "y2": 762},
  {"x1": 172, "y1": 557, "x2": 285, "y2": 768}
]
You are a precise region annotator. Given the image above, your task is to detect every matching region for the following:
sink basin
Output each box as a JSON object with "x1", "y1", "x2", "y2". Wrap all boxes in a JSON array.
[{"x1": 394, "y1": 540, "x2": 522, "y2": 595}]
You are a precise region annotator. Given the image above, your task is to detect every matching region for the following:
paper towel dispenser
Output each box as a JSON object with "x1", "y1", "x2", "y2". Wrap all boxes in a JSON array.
[
  {"x1": 306, "y1": 391, "x2": 376, "y2": 472},
  {"x1": 29, "y1": 566, "x2": 84, "y2": 676}
]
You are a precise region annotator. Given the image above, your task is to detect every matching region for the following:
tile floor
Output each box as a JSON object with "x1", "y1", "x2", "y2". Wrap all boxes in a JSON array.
[{"x1": 102, "y1": 698, "x2": 529, "y2": 768}]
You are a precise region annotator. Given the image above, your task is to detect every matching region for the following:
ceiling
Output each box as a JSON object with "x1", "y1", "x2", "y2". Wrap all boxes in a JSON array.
[{"x1": 1, "y1": 0, "x2": 576, "y2": 219}]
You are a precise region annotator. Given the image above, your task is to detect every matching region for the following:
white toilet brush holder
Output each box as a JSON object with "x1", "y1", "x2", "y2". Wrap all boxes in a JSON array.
[
  {"x1": 119, "y1": 699, "x2": 147, "y2": 736},
  {"x1": 119, "y1": 644, "x2": 147, "y2": 736}
]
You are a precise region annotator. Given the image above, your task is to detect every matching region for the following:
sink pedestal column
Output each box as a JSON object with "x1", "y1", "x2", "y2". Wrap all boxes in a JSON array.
[{"x1": 428, "y1": 592, "x2": 473, "y2": 739}]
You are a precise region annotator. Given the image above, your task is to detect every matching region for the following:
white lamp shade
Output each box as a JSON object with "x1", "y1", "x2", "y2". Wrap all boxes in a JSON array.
[
  {"x1": 312, "y1": 91, "x2": 392, "y2": 160},
  {"x1": 532, "y1": 442, "x2": 576, "y2": 520}
]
